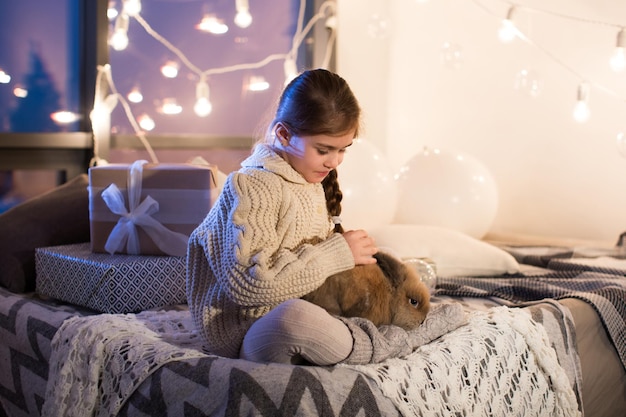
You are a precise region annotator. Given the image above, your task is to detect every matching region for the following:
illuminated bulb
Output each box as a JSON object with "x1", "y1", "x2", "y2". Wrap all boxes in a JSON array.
[
  {"x1": 498, "y1": 7, "x2": 518, "y2": 43},
  {"x1": 110, "y1": 13, "x2": 129, "y2": 51},
  {"x1": 161, "y1": 61, "x2": 179, "y2": 78},
  {"x1": 123, "y1": 0, "x2": 141, "y2": 16},
  {"x1": 248, "y1": 75, "x2": 269, "y2": 91},
  {"x1": 51, "y1": 111, "x2": 80, "y2": 124},
  {"x1": 196, "y1": 14, "x2": 229, "y2": 34},
  {"x1": 573, "y1": 83, "x2": 590, "y2": 123},
  {"x1": 610, "y1": 29, "x2": 626, "y2": 72},
  {"x1": 13, "y1": 86, "x2": 27, "y2": 98},
  {"x1": 283, "y1": 57, "x2": 298, "y2": 85},
  {"x1": 107, "y1": 1, "x2": 118, "y2": 20},
  {"x1": 161, "y1": 98, "x2": 182, "y2": 115},
  {"x1": 138, "y1": 113, "x2": 155, "y2": 131},
  {"x1": 0, "y1": 69, "x2": 10, "y2": 84},
  {"x1": 127, "y1": 87, "x2": 143, "y2": 103},
  {"x1": 194, "y1": 79, "x2": 212, "y2": 117},
  {"x1": 235, "y1": 0, "x2": 252, "y2": 28}
]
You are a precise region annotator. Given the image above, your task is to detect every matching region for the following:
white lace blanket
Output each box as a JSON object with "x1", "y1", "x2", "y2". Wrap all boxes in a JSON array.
[
  {"x1": 342, "y1": 306, "x2": 581, "y2": 417},
  {"x1": 42, "y1": 310, "x2": 207, "y2": 417},
  {"x1": 42, "y1": 305, "x2": 580, "y2": 417}
]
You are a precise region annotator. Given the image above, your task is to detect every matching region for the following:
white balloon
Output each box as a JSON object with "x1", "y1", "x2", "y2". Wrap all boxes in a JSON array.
[
  {"x1": 337, "y1": 139, "x2": 398, "y2": 230},
  {"x1": 394, "y1": 147, "x2": 499, "y2": 239}
]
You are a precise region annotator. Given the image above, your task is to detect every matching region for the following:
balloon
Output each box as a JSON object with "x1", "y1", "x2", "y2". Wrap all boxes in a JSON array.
[
  {"x1": 337, "y1": 139, "x2": 398, "y2": 230},
  {"x1": 394, "y1": 147, "x2": 499, "y2": 239}
]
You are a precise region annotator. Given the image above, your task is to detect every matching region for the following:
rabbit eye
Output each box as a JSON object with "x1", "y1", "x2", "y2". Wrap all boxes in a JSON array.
[{"x1": 409, "y1": 298, "x2": 419, "y2": 308}]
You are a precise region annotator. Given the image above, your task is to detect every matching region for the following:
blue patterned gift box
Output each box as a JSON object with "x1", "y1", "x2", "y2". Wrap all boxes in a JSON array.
[{"x1": 35, "y1": 243, "x2": 186, "y2": 313}]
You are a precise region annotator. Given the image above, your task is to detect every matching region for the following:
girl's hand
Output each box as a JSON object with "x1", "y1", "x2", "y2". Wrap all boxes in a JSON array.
[{"x1": 342, "y1": 229, "x2": 378, "y2": 265}]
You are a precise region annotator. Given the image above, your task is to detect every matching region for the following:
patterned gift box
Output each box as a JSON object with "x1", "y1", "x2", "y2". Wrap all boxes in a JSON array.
[
  {"x1": 35, "y1": 243, "x2": 186, "y2": 313},
  {"x1": 89, "y1": 160, "x2": 217, "y2": 256}
]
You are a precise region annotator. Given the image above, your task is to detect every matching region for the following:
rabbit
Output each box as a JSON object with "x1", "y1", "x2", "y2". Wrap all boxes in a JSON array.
[{"x1": 302, "y1": 251, "x2": 430, "y2": 330}]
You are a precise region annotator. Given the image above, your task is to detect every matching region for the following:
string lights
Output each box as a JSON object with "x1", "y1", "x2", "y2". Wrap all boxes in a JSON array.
[
  {"x1": 89, "y1": 0, "x2": 626, "y2": 164},
  {"x1": 234, "y1": 0, "x2": 253, "y2": 29},
  {"x1": 468, "y1": 0, "x2": 626, "y2": 131},
  {"x1": 91, "y1": 0, "x2": 338, "y2": 163},
  {"x1": 497, "y1": 6, "x2": 518, "y2": 43}
]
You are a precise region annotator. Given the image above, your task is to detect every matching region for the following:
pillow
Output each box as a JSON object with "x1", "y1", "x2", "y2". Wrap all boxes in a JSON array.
[
  {"x1": 370, "y1": 224, "x2": 520, "y2": 277},
  {"x1": 0, "y1": 174, "x2": 90, "y2": 293}
]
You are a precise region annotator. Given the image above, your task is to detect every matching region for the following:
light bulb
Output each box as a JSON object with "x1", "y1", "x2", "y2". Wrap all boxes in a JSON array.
[
  {"x1": 123, "y1": 0, "x2": 141, "y2": 16},
  {"x1": 51, "y1": 111, "x2": 80, "y2": 124},
  {"x1": 0, "y1": 69, "x2": 10, "y2": 84},
  {"x1": 610, "y1": 29, "x2": 626, "y2": 72},
  {"x1": 110, "y1": 13, "x2": 129, "y2": 51},
  {"x1": 248, "y1": 75, "x2": 269, "y2": 91},
  {"x1": 498, "y1": 7, "x2": 517, "y2": 43},
  {"x1": 440, "y1": 42, "x2": 464, "y2": 70},
  {"x1": 13, "y1": 86, "x2": 27, "y2": 98},
  {"x1": 161, "y1": 98, "x2": 182, "y2": 115},
  {"x1": 234, "y1": 10, "x2": 252, "y2": 28},
  {"x1": 107, "y1": 1, "x2": 118, "y2": 20},
  {"x1": 161, "y1": 61, "x2": 179, "y2": 78},
  {"x1": 573, "y1": 83, "x2": 590, "y2": 123},
  {"x1": 514, "y1": 69, "x2": 543, "y2": 98},
  {"x1": 610, "y1": 48, "x2": 626, "y2": 72},
  {"x1": 235, "y1": 0, "x2": 252, "y2": 29},
  {"x1": 194, "y1": 98, "x2": 212, "y2": 117},
  {"x1": 196, "y1": 14, "x2": 229, "y2": 34},
  {"x1": 194, "y1": 79, "x2": 212, "y2": 117},
  {"x1": 138, "y1": 113, "x2": 155, "y2": 131},
  {"x1": 127, "y1": 87, "x2": 143, "y2": 103}
]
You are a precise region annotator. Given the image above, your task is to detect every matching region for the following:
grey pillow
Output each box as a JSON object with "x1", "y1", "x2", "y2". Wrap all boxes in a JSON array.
[{"x1": 0, "y1": 174, "x2": 90, "y2": 293}]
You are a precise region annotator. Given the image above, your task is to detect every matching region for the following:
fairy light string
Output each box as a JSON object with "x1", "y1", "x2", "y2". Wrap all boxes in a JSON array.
[
  {"x1": 96, "y1": 0, "x2": 337, "y2": 164},
  {"x1": 94, "y1": 0, "x2": 626, "y2": 164}
]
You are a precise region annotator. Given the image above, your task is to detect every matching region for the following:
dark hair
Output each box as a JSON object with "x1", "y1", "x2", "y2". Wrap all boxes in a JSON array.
[{"x1": 271, "y1": 68, "x2": 361, "y2": 233}]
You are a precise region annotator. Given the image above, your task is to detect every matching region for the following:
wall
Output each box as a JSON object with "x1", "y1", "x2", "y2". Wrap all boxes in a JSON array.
[{"x1": 337, "y1": 0, "x2": 626, "y2": 243}]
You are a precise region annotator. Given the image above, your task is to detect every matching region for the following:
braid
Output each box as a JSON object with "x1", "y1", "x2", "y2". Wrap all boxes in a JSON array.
[{"x1": 322, "y1": 169, "x2": 344, "y2": 233}]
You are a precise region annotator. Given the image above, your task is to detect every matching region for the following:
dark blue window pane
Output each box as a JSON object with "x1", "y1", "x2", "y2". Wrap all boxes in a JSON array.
[
  {"x1": 107, "y1": 0, "x2": 299, "y2": 136},
  {"x1": 0, "y1": 0, "x2": 81, "y2": 132}
]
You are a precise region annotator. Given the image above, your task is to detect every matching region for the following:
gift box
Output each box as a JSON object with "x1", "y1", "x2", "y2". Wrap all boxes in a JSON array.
[
  {"x1": 35, "y1": 243, "x2": 186, "y2": 313},
  {"x1": 89, "y1": 160, "x2": 217, "y2": 256}
]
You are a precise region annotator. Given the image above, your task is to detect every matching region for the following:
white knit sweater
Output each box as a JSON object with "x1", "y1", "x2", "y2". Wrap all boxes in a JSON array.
[{"x1": 187, "y1": 144, "x2": 355, "y2": 358}]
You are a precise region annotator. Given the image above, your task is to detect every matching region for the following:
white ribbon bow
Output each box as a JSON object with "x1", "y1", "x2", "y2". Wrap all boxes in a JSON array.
[{"x1": 101, "y1": 160, "x2": 189, "y2": 256}]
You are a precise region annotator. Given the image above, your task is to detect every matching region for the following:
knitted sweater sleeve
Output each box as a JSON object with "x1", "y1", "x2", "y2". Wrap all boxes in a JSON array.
[{"x1": 211, "y1": 172, "x2": 355, "y2": 307}]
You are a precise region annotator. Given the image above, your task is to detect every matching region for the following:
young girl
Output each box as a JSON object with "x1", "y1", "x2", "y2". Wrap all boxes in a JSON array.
[{"x1": 187, "y1": 69, "x2": 456, "y2": 365}]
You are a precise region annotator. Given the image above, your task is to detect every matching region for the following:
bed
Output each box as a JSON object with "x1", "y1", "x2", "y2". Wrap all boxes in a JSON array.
[{"x1": 0, "y1": 175, "x2": 625, "y2": 417}]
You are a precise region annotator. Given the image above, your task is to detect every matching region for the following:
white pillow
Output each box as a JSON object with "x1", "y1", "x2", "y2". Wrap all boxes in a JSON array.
[{"x1": 369, "y1": 224, "x2": 520, "y2": 277}]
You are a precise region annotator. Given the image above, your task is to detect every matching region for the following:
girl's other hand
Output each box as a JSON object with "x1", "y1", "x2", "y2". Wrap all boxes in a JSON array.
[{"x1": 342, "y1": 229, "x2": 378, "y2": 265}]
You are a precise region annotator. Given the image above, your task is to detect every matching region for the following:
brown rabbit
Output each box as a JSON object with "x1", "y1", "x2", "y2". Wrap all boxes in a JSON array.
[{"x1": 302, "y1": 251, "x2": 430, "y2": 330}]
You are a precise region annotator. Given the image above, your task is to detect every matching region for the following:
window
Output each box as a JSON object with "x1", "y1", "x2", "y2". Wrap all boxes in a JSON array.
[
  {"x1": 107, "y1": 0, "x2": 306, "y2": 137},
  {"x1": 0, "y1": 0, "x2": 330, "y2": 210},
  {"x1": 0, "y1": 0, "x2": 84, "y2": 132}
]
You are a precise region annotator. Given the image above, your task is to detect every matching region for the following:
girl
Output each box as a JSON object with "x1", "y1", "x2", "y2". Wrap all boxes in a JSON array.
[{"x1": 187, "y1": 69, "x2": 448, "y2": 365}]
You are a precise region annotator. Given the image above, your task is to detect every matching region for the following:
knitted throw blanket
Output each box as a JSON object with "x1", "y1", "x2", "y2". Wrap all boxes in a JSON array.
[
  {"x1": 342, "y1": 305, "x2": 581, "y2": 417},
  {"x1": 41, "y1": 304, "x2": 580, "y2": 417}
]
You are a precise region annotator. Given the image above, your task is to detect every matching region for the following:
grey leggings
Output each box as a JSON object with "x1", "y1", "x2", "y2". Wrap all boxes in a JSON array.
[{"x1": 240, "y1": 298, "x2": 353, "y2": 365}]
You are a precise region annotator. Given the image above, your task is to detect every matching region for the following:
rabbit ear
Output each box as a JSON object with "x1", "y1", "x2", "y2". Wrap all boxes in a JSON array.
[{"x1": 373, "y1": 251, "x2": 405, "y2": 289}]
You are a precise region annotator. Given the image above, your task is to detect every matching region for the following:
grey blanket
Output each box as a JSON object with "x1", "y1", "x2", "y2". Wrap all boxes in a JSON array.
[{"x1": 437, "y1": 244, "x2": 626, "y2": 371}]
